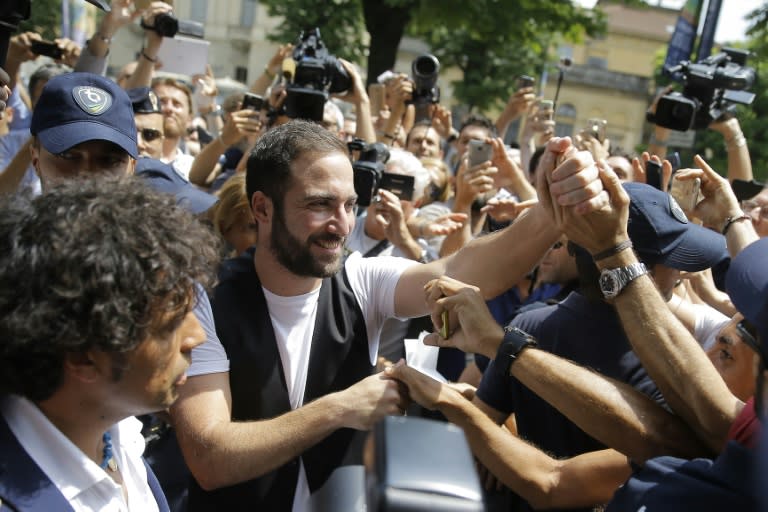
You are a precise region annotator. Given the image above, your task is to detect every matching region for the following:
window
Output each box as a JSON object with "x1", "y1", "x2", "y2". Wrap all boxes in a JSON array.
[
  {"x1": 586, "y1": 56, "x2": 607, "y2": 69},
  {"x1": 235, "y1": 66, "x2": 248, "y2": 83},
  {"x1": 241, "y1": 0, "x2": 257, "y2": 27},
  {"x1": 190, "y1": 0, "x2": 208, "y2": 23}
]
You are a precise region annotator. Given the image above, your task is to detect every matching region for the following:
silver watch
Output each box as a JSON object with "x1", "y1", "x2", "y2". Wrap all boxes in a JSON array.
[{"x1": 599, "y1": 262, "x2": 648, "y2": 299}]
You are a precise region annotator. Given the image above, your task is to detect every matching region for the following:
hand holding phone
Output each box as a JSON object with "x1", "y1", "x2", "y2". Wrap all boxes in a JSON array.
[
  {"x1": 30, "y1": 40, "x2": 63, "y2": 60},
  {"x1": 516, "y1": 75, "x2": 535, "y2": 90},
  {"x1": 645, "y1": 160, "x2": 663, "y2": 190},
  {"x1": 669, "y1": 175, "x2": 701, "y2": 212},
  {"x1": 242, "y1": 93, "x2": 265, "y2": 111},
  {"x1": 537, "y1": 99, "x2": 554, "y2": 121}
]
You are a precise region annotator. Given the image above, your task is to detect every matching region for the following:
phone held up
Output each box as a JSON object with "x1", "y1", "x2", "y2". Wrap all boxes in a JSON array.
[
  {"x1": 241, "y1": 93, "x2": 265, "y2": 111},
  {"x1": 537, "y1": 99, "x2": 554, "y2": 121},
  {"x1": 584, "y1": 118, "x2": 607, "y2": 143},
  {"x1": 467, "y1": 139, "x2": 492, "y2": 168},
  {"x1": 516, "y1": 75, "x2": 535, "y2": 90},
  {"x1": 669, "y1": 174, "x2": 701, "y2": 212},
  {"x1": 30, "y1": 40, "x2": 63, "y2": 60}
]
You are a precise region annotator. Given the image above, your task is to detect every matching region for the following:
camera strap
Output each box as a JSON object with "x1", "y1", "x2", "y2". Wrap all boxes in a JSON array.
[{"x1": 363, "y1": 239, "x2": 390, "y2": 258}]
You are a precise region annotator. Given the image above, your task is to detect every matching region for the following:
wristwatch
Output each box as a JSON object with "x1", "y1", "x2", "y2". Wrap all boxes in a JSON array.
[
  {"x1": 599, "y1": 262, "x2": 648, "y2": 300},
  {"x1": 494, "y1": 326, "x2": 538, "y2": 378}
]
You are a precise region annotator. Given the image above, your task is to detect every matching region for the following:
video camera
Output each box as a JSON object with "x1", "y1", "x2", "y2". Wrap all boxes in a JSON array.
[
  {"x1": 651, "y1": 48, "x2": 755, "y2": 132},
  {"x1": 408, "y1": 54, "x2": 440, "y2": 105},
  {"x1": 348, "y1": 139, "x2": 390, "y2": 207},
  {"x1": 141, "y1": 12, "x2": 205, "y2": 39},
  {"x1": 284, "y1": 28, "x2": 351, "y2": 122}
]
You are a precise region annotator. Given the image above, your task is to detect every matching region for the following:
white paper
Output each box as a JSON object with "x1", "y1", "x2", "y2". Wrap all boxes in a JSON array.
[
  {"x1": 156, "y1": 36, "x2": 210, "y2": 77},
  {"x1": 404, "y1": 331, "x2": 447, "y2": 383}
]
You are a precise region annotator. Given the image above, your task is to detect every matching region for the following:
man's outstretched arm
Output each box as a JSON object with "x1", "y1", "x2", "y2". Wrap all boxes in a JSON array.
[{"x1": 171, "y1": 371, "x2": 402, "y2": 489}]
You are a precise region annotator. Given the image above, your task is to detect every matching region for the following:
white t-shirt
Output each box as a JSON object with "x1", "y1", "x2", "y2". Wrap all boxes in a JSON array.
[
  {"x1": 1, "y1": 394, "x2": 158, "y2": 512},
  {"x1": 186, "y1": 253, "x2": 416, "y2": 512}
]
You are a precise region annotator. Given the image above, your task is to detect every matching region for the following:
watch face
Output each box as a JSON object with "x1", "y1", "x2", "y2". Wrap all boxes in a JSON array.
[{"x1": 600, "y1": 272, "x2": 618, "y2": 298}]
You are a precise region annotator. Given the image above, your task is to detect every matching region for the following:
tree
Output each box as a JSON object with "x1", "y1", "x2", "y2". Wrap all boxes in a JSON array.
[
  {"x1": 19, "y1": 0, "x2": 60, "y2": 41},
  {"x1": 260, "y1": 0, "x2": 605, "y2": 111}
]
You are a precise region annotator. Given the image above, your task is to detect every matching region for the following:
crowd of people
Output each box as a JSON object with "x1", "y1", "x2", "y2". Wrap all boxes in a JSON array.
[{"x1": 0, "y1": 1, "x2": 767, "y2": 511}]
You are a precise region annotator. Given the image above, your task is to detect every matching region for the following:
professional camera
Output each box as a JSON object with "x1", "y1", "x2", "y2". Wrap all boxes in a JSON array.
[
  {"x1": 651, "y1": 48, "x2": 755, "y2": 131},
  {"x1": 348, "y1": 139, "x2": 390, "y2": 207},
  {"x1": 141, "y1": 12, "x2": 205, "y2": 39},
  {"x1": 284, "y1": 28, "x2": 351, "y2": 122},
  {"x1": 409, "y1": 54, "x2": 440, "y2": 105}
]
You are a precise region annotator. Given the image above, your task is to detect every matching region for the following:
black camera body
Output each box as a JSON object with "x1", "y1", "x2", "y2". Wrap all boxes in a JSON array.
[
  {"x1": 141, "y1": 13, "x2": 204, "y2": 39},
  {"x1": 348, "y1": 139, "x2": 390, "y2": 207},
  {"x1": 409, "y1": 54, "x2": 440, "y2": 106},
  {"x1": 284, "y1": 28, "x2": 351, "y2": 122},
  {"x1": 653, "y1": 48, "x2": 755, "y2": 131}
]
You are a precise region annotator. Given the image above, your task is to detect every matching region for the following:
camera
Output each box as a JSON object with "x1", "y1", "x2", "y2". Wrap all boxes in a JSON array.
[
  {"x1": 408, "y1": 54, "x2": 440, "y2": 106},
  {"x1": 141, "y1": 12, "x2": 205, "y2": 39},
  {"x1": 348, "y1": 139, "x2": 390, "y2": 207},
  {"x1": 284, "y1": 28, "x2": 351, "y2": 122},
  {"x1": 651, "y1": 48, "x2": 755, "y2": 131}
]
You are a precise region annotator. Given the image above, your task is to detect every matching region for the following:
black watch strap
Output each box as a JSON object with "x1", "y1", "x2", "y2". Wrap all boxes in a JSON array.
[{"x1": 494, "y1": 326, "x2": 538, "y2": 378}]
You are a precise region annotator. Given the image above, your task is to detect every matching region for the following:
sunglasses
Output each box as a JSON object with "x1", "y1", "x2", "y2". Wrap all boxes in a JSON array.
[
  {"x1": 736, "y1": 319, "x2": 766, "y2": 362},
  {"x1": 139, "y1": 128, "x2": 163, "y2": 142}
]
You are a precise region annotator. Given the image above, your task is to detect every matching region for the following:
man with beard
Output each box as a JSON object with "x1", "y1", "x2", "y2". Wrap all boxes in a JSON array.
[
  {"x1": 170, "y1": 120, "x2": 609, "y2": 511},
  {"x1": 152, "y1": 78, "x2": 195, "y2": 180}
]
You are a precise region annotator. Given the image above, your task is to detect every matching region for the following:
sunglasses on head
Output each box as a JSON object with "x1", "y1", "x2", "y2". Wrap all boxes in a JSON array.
[{"x1": 139, "y1": 128, "x2": 163, "y2": 142}]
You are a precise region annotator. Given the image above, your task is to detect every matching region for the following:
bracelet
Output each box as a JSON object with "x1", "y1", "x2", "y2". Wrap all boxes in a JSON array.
[
  {"x1": 722, "y1": 214, "x2": 751, "y2": 235},
  {"x1": 726, "y1": 133, "x2": 747, "y2": 151},
  {"x1": 263, "y1": 65, "x2": 276, "y2": 79},
  {"x1": 141, "y1": 49, "x2": 157, "y2": 63},
  {"x1": 593, "y1": 239, "x2": 633, "y2": 262}
]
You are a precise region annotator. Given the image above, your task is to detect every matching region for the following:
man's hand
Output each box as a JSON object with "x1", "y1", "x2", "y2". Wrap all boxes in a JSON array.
[
  {"x1": 7, "y1": 32, "x2": 42, "y2": 66},
  {"x1": 429, "y1": 104, "x2": 454, "y2": 140},
  {"x1": 481, "y1": 197, "x2": 537, "y2": 223},
  {"x1": 575, "y1": 131, "x2": 610, "y2": 162},
  {"x1": 675, "y1": 154, "x2": 742, "y2": 232},
  {"x1": 631, "y1": 151, "x2": 672, "y2": 191},
  {"x1": 333, "y1": 59, "x2": 368, "y2": 107},
  {"x1": 385, "y1": 361, "x2": 458, "y2": 411},
  {"x1": 372, "y1": 189, "x2": 413, "y2": 248},
  {"x1": 454, "y1": 157, "x2": 497, "y2": 210},
  {"x1": 336, "y1": 372, "x2": 404, "y2": 430},
  {"x1": 412, "y1": 213, "x2": 467, "y2": 238},
  {"x1": 54, "y1": 38, "x2": 82, "y2": 68},
  {"x1": 141, "y1": 2, "x2": 174, "y2": 51},
  {"x1": 500, "y1": 86, "x2": 536, "y2": 123},
  {"x1": 266, "y1": 43, "x2": 294, "y2": 79},
  {"x1": 0, "y1": 68, "x2": 10, "y2": 114},
  {"x1": 548, "y1": 160, "x2": 630, "y2": 256},
  {"x1": 220, "y1": 109, "x2": 264, "y2": 146},
  {"x1": 423, "y1": 276, "x2": 504, "y2": 359}
]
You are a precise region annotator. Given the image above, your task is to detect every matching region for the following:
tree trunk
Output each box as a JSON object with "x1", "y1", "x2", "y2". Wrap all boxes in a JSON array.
[{"x1": 362, "y1": 0, "x2": 415, "y2": 85}]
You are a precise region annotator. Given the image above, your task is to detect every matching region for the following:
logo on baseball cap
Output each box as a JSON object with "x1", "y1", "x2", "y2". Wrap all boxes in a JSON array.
[{"x1": 31, "y1": 72, "x2": 138, "y2": 158}]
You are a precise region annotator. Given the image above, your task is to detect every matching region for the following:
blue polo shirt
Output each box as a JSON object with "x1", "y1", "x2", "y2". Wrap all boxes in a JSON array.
[
  {"x1": 606, "y1": 441, "x2": 757, "y2": 511},
  {"x1": 477, "y1": 291, "x2": 664, "y2": 459}
]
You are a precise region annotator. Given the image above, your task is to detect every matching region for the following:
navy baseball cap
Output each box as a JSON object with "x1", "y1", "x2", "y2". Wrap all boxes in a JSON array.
[
  {"x1": 726, "y1": 238, "x2": 768, "y2": 350},
  {"x1": 624, "y1": 182, "x2": 728, "y2": 272},
  {"x1": 30, "y1": 72, "x2": 138, "y2": 158},
  {"x1": 127, "y1": 87, "x2": 161, "y2": 114},
  {"x1": 136, "y1": 158, "x2": 217, "y2": 215}
]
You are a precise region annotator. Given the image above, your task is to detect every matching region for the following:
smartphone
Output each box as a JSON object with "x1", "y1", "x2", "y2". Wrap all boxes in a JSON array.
[
  {"x1": 368, "y1": 83, "x2": 386, "y2": 115},
  {"x1": 668, "y1": 151, "x2": 681, "y2": 172},
  {"x1": 645, "y1": 160, "x2": 663, "y2": 190},
  {"x1": 242, "y1": 93, "x2": 265, "y2": 111},
  {"x1": 669, "y1": 175, "x2": 701, "y2": 211},
  {"x1": 468, "y1": 139, "x2": 492, "y2": 167},
  {"x1": 538, "y1": 99, "x2": 554, "y2": 121},
  {"x1": 378, "y1": 172, "x2": 415, "y2": 202},
  {"x1": 731, "y1": 179, "x2": 765, "y2": 201},
  {"x1": 585, "y1": 118, "x2": 607, "y2": 143},
  {"x1": 516, "y1": 75, "x2": 535, "y2": 89},
  {"x1": 30, "y1": 40, "x2": 63, "y2": 60}
]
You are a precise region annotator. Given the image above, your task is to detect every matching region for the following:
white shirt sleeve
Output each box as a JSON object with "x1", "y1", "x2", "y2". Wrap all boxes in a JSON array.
[
  {"x1": 692, "y1": 303, "x2": 730, "y2": 351},
  {"x1": 188, "y1": 285, "x2": 229, "y2": 377},
  {"x1": 343, "y1": 252, "x2": 418, "y2": 364}
]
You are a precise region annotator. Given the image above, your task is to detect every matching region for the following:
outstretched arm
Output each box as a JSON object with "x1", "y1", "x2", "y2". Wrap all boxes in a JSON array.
[
  {"x1": 387, "y1": 363, "x2": 632, "y2": 510},
  {"x1": 171, "y1": 370, "x2": 402, "y2": 489}
]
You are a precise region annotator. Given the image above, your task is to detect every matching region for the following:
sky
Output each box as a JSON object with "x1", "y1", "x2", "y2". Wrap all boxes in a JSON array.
[{"x1": 575, "y1": 0, "x2": 763, "y2": 43}]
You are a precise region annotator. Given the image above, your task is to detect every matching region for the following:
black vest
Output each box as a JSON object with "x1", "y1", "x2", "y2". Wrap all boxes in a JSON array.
[{"x1": 188, "y1": 248, "x2": 373, "y2": 511}]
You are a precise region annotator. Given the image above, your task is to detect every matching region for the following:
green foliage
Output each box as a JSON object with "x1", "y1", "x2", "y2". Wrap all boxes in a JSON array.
[
  {"x1": 409, "y1": 0, "x2": 604, "y2": 110},
  {"x1": 259, "y1": 0, "x2": 368, "y2": 64},
  {"x1": 18, "y1": 0, "x2": 60, "y2": 41},
  {"x1": 260, "y1": 0, "x2": 607, "y2": 113}
]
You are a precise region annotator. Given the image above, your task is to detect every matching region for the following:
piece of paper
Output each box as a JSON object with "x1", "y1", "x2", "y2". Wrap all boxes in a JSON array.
[
  {"x1": 404, "y1": 331, "x2": 447, "y2": 383},
  {"x1": 156, "y1": 36, "x2": 209, "y2": 78}
]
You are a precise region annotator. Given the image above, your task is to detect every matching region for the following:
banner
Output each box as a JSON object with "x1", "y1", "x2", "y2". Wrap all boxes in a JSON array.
[{"x1": 663, "y1": 0, "x2": 704, "y2": 75}]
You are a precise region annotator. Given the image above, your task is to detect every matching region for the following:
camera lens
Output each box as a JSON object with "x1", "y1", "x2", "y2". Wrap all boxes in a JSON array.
[{"x1": 412, "y1": 54, "x2": 440, "y2": 79}]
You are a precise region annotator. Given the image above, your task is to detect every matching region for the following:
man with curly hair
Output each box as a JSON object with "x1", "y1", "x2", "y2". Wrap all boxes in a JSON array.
[{"x1": 0, "y1": 177, "x2": 220, "y2": 511}]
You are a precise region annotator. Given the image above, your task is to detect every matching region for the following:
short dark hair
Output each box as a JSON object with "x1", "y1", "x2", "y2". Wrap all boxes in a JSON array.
[
  {"x1": 28, "y1": 63, "x2": 71, "y2": 103},
  {"x1": 458, "y1": 114, "x2": 497, "y2": 138},
  {"x1": 152, "y1": 77, "x2": 194, "y2": 114},
  {"x1": 246, "y1": 119, "x2": 347, "y2": 210},
  {"x1": 0, "y1": 177, "x2": 219, "y2": 402},
  {"x1": 406, "y1": 119, "x2": 441, "y2": 147}
]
